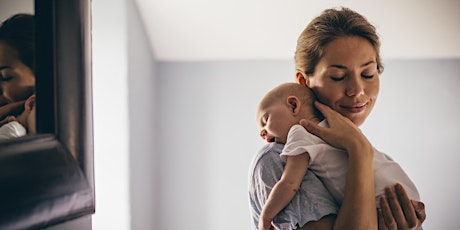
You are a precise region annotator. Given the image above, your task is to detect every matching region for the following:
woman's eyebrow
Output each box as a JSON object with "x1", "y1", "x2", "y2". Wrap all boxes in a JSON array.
[
  {"x1": 361, "y1": 60, "x2": 376, "y2": 67},
  {"x1": 327, "y1": 60, "x2": 376, "y2": 69},
  {"x1": 0, "y1": 66, "x2": 11, "y2": 70},
  {"x1": 327, "y1": 64, "x2": 346, "y2": 69}
]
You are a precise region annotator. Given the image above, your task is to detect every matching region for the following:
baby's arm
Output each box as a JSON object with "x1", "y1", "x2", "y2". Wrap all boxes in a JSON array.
[{"x1": 259, "y1": 152, "x2": 310, "y2": 230}]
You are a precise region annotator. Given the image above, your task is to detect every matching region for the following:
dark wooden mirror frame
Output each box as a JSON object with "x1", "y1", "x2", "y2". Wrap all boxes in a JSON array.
[{"x1": 0, "y1": 0, "x2": 95, "y2": 229}]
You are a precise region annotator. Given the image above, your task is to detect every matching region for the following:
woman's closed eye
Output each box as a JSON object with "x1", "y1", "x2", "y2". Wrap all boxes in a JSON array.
[
  {"x1": 0, "y1": 73, "x2": 13, "y2": 81},
  {"x1": 361, "y1": 74, "x2": 374, "y2": 79},
  {"x1": 331, "y1": 75, "x2": 345, "y2": 81},
  {"x1": 0, "y1": 76, "x2": 13, "y2": 81}
]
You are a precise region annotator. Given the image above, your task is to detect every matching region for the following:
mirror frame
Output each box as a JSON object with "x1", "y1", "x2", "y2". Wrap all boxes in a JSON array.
[{"x1": 0, "y1": 0, "x2": 95, "y2": 229}]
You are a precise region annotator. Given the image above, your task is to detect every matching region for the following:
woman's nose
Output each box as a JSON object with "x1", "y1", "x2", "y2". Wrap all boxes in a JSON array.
[{"x1": 346, "y1": 76, "x2": 364, "y2": 97}]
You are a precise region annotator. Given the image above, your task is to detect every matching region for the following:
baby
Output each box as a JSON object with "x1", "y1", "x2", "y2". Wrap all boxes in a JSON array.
[
  {"x1": 256, "y1": 83, "x2": 420, "y2": 230},
  {"x1": 0, "y1": 95, "x2": 36, "y2": 140}
]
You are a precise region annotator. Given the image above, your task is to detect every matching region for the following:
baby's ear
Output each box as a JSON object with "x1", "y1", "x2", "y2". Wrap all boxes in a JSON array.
[
  {"x1": 287, "y1": 96, "x2": 301, "y2": 114},
  {"x1": 24, "y1": 95, "x2": 36, "y2": 112}
]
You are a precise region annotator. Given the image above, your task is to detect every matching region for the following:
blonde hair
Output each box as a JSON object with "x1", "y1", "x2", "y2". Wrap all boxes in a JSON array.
[{"x1": 294, "y1": 7, "x2": 383, "y2": 76}]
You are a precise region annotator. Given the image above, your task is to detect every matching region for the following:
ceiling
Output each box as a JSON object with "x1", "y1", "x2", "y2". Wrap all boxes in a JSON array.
[{"x1": 134, "y1": 0, "x2": 460, "y2": 61}]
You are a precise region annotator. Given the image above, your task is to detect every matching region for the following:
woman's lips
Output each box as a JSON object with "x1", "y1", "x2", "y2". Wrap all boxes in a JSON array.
[{"x1": 341, "y1": 102, "x2": 367, "y2": 113}]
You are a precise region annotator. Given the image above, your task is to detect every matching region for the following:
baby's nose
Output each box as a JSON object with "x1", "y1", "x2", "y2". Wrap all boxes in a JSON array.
[
  {"x1": 259, "y1": 129, "x2": 268, "y2": 140},
  {"x1": 259, "y1": 129, "x2": 275, "y2": 143}
]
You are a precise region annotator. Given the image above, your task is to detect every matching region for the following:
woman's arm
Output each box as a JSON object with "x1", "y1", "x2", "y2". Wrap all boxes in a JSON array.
[
  {"x1": 0, "y1": 101, "x2": 25, "y2": 126},
  {"x1": 259, "y1": 153, "x2": 310, "y2": 230},
  {"x1": 301, "y1": 101, "x2": 377, "y2": 230},
  {"x1": 298, "y1": 185, "x2": 426, "y2": 230}
]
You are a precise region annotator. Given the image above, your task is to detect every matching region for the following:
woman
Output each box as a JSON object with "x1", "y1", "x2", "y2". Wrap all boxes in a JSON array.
[
  {"x1": 249, "y1": 7, "x2": 425, "y2": 229},
  {"x1": 0, "y1": 14, "x2": 35, "y2": 127}
]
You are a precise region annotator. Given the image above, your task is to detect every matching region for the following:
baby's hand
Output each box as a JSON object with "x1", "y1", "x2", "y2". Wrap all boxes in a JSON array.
[
  {"x1": 0, "y1": 101, "x2": 25, "y2": 126},
  {"x1": 0, "y1": 116, "x2": 17, "y2": 126}
]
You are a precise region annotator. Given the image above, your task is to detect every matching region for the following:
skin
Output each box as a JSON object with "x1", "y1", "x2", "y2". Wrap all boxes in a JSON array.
[
  {"x1": 301, "y1": 36, "x2": 379, "y2": 127},
  {"x1": 0, "y1": 41, "x2": 35, "y2": 125},
  {"x1": 14, "y1": 95, "x2": 36, "y2": 134},
  {"x1": 294, "y1": 36, "x2": 424, "y2": 229},
  {"x1": 257, "y1": 91, "x2": 318, "y2": 144},
  {"x1": 257, "y1": 98, "x2": 299, "y2": 144}
]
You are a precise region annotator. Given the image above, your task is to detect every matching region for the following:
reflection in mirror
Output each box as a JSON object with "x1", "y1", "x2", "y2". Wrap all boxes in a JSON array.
[
  {"x1": 0, "y1": 0, "x2": 94, "y2": 229},
  {"x1": 0, "y1": 0, "x2": 35, "y2": 141}
]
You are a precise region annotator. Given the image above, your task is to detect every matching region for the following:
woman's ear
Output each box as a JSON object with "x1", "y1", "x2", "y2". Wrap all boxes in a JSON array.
[
  {"x1": 295, "y1": 71, "x2": 308, "y2": 86},
  {"x1": 287, "y1": 96, "x2": 301, "y2": 115}
]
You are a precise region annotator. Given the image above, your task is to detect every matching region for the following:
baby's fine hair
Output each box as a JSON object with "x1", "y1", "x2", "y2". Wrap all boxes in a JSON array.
[{"x1": 259, "y1": 83, "x2": 315, "y2": 108}]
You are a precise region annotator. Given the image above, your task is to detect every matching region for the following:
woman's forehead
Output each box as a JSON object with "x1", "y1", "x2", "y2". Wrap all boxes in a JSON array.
[
  {"x1": 0, "y1": 42, "x2": 18, "y2": 66},
  {"x1": 321, "y1": 36, "x2": 376, "y2": 66}
]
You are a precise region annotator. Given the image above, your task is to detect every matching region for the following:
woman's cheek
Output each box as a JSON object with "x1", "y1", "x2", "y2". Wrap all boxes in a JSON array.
[{"x1": 317, "y1": 88, "x2": 338, "y2": 108}]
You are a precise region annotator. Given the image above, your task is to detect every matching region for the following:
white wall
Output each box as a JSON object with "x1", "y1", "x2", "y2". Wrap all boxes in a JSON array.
[
  {"x1": 93, "y1": 0, "x2": 158, "y2": 229},
  {"x1": 92, "y1": 0, "x2": 130, "y2": 229}
]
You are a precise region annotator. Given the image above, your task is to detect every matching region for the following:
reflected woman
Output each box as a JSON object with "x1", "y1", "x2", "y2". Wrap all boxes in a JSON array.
[{"x1": 0, "y1": 14, "x2": 35, "y2": 137}]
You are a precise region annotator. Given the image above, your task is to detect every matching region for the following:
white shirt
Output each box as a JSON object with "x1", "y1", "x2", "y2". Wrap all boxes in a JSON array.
[
  {"x1": 281, "y1": 121, "x2": 420, "y2": 205},
  {"x1": 0, "y1": 121, "x2": 27, "y2": 140}
]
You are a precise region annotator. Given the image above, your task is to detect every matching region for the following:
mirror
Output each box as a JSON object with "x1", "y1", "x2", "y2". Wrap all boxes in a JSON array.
[
  {"x1": 0, "y1": 0, "x2": 94, "y2": 229},
  {"x1": 0, "y1": 2, "x2": 34, "y2": 140}
]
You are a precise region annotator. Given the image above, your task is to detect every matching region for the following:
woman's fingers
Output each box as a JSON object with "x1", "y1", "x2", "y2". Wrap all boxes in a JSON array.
[
  {"x1": 412, "y1": 200, "x2": 426, "y2": 223},
  {"x1": 380, "y1": 196, "x2": 397, "y2": 230},
  {"x1": 301, "y1": 101, "x2": 370, "y2": 153},
  {"x1": 378, "y1": 208, "x2": 389, "y2": 230},
  {"x1": 386, "y1": 185, "x2": 409, "y2": 229},
  {"x1": 313, "y1": 101, "x2": 338, "y2": 122},
  {"x1": 394, "y1": 184, "x2": 418, "y2": 228},
  {"x1": 299, "y1": 119, "x2": 323, "y2": 137},
  {"x1": 380, "y1": 184, "x2": 423, "y2": 230}
]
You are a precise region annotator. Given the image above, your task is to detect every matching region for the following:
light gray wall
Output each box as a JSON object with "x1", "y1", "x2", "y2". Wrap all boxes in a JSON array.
[
  {"x1": 127, "y1": 0, "x2": 158, "y2": 229},
  {"x1": 123, "y1": 2, "x2": 459, "y2": 229},
  {"x1": 0, "y1": 0, "x2": 33, "y2": 21},
  {"x1": 153, "y1": 59, "x2": 460, "y2": 230}
]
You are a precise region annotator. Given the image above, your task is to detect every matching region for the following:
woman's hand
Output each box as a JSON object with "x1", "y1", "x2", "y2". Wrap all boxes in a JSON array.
[
  {"x1": 258, "y1": 216, "x2": 274, "y2": 230},
  {"x1": 378, "y1": 183, "x2": 426, "y2": 230},
  {"x1": 302, "y1": 101, "x2": 377, "y2": 229},
  {"x1": 300, "y1": 101, "x2": 372, "y2": 154},
  {"x1": 0, "y1": 101, "x2": 25, "y2": 126}
]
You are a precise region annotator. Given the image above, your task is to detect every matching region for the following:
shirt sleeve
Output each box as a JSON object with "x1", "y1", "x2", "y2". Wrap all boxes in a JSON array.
[
  {"x1": 249, "y1": 143, "x2": 338, "y2": 230},
  {"x1": 0, "y1": 121, "x2": 27, "y2": 140},
  {"x1": 281, "y1": 124, "x2": 331, "y2": 164}
]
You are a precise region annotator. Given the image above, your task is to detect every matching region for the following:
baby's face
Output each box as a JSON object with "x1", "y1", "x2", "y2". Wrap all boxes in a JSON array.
[{"x1": 257, "y1": 101, "x2": 297, "y2": 144}]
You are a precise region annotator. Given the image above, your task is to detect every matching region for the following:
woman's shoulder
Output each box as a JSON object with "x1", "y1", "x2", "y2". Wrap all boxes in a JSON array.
[
  {"x1": 252, "y1": 142, "x2": 284, "y2": 163},
  {"x1": 249, "y1": 143, "x2": 284, "y2": 177}
]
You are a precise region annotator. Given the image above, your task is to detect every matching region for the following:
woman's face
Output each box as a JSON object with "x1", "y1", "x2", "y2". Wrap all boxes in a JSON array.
[
  {"x1": 0, "y1": 41, "x2": 35, "y2": 106},
  {"x1": 302, "y1": 36, "x2": 380, "y2": 127}
]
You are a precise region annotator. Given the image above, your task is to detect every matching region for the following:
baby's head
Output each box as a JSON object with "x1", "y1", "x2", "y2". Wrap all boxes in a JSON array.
[{"x1": 257, "y1": 83, "x2": 318, "y2": 143}]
